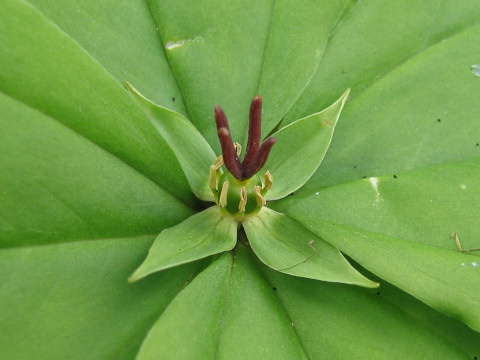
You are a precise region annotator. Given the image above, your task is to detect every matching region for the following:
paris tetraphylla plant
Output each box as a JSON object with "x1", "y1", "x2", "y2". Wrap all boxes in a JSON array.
[{"x1": 126, "y1": 83, "x2": 377, "y2": 288}]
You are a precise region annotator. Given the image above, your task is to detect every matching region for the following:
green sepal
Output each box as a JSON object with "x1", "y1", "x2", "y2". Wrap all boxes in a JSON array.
[
  {"x1": 129, "y1": 207, "x2": 237, "y2": 282},
  {"x1": 242, "y1": 207, "x2": 378, "y2": 288},
  {"x1": 264, "y1": 89, "x2": 349, "y2": 200},
  {"x1": 126, "y1": 82, "x2": 217, "y2": 202}
]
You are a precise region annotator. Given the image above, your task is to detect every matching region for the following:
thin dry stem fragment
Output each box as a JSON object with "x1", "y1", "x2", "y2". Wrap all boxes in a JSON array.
[
  {"x1": 219, "y1": 181, "x2": 230, "y2": 207},
  {"x1": 452, "y1": 232, "x2": 480, "y2": 253},
  {"x1": 278, "y1": 240, "x2": 318, "y2": 271}
]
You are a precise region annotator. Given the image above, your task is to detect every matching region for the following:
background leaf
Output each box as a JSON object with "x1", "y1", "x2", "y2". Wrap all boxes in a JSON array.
[
  {"x1": 273, "y1": 158, "x2": 480, "y2": 330},
  {"x1": 136, "y1": 254, "x2": 233, "y2": 360},
  {"x1": 0, "y1": 92, "x2": 192, "y2": 248},
  {"x1": 0, "y1": 0, "x2": 194, "y2": 204},
  {"x1": 0, "y1": 236, "x2": 198, "y2": 360}
]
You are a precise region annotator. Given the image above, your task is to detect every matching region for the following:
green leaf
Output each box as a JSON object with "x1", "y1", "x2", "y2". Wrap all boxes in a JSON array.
[
  {"x1": 274, "y1": 158, "x2": 480, "y2": 330},
  {"x1": 137, "y1": 247, "x2": 309, "y2": 359},
  {"x1": 0, "y1": 92, "x2": 192, "y2": 248},
  {"x1": 145, "y1": 0, "x2": 275, "y2": 152},
  {"x1": 0, "y1": 236, "x2": 197, "y2": 360},
  {"x1": 255, "y1": 0, "x2": 353, "y2": 138},
  {"x1": 264, "y1": 89, "x2": 349, "y2": 200},
  {"x1": 289, "y1": 8, "x2": 480, "y2": 191},
  {"x1": 25, "y1": 0, "x2": 188, "y2": 116},
  {"x1": 136, "y1": 254, "x2": 233, "y2": 360},
  {"x1": 0, "y1": 0, "x2": 193, "y2": 204},
  {"x1": 126, "y1": 83, "x2": 217, "y2": 201},
  {"x1": 129, "y1": 207, "x2": 237, "y2": 282},
  {"x1": 243, "y1": 207, "x2": 377, "y2": 288},
  {"x1": 264, "y1": 268, "x2": 480, "y2": 359}
]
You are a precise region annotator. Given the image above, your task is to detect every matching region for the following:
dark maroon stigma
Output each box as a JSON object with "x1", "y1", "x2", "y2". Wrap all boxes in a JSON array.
[{"x1": 215, "y1": 96, "x2": 277, "y2": 180}]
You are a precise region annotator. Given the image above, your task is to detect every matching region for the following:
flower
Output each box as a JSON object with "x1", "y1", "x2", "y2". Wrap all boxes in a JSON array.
[{"x1": 126, "y1": 83, "x2": 376, "y2": 288}]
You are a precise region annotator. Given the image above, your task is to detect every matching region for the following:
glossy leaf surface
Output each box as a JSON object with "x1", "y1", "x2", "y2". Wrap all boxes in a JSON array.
[{"x1": 243, "y1": 207, "x2": 377, "y2": 287}]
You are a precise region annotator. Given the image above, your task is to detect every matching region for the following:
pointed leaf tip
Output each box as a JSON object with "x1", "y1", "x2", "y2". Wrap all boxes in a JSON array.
[
  {"x1": 264, "y1": 89, "x2": 350, "y2": 200},
  {"x1": 129, "y1": 207, "x2": 237, "y2": 282},
  {"x1": 126, "y1": 82, "x2": 216, "y2": 202},
  {"x1": 243, "y1": 207, "x2": 377, "y2": 288}
]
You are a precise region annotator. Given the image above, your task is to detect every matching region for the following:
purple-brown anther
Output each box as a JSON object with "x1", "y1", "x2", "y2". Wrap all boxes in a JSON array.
[{"x1": 215, "y1": 96, "x2": 277, "y2": 180}]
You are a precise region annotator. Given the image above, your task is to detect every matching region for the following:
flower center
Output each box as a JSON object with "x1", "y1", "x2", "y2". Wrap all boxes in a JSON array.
[{"x1": 208, "y1": 96, "x2": 276, "y2": 220}]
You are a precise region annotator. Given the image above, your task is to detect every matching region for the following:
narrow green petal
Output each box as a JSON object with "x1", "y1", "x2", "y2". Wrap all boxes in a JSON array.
[
  {"x1": 126, "y1": 83, "x2": 216, "y2": 201},
  {"x1": 129, "y1": 207, "x2": 237, "y2": 282},
  {"x1": 264, "y1": 89, "x2": 349, "y2": 200},
  {"x1": 242, "y1": 207, "x2": 377, "y2": 288}
]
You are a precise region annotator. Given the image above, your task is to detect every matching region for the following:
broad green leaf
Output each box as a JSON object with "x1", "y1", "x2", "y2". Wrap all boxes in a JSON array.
[
  {"x1": 264, "y1": 89, "x2": 349, "y2": 200},
  {"x1": 0, "y1": 92, "x2": 192, "y2": 248},
  {"x1": 136, "y1": 254, "x2": 233, "y2": 360},
  {"x1": 146, "y1": 0, "x2": 275, "y2": 152},
  {"x1": 0, "y1": 236, "x2": 197, "y2": 360},
  {"x1": 286, "y1": 0, "x2": 480, "y2": 123},
  {"x1": 274, "y1": 158, "x2": 480, "y2": 330},
  {"x1": 216, "y1": 245, "x2": 308, "y2": 359},
  {"x1": 374, "y1": 275, "x2": 480, "y2": 356},
  {"x1": 25, "y1": 0, "x2": 188, "y2": 116},
  {"x1": 138, "y1": 247, "x2": 309, "y2": 359},
  {"x1": 291, "y1": 12, "x2": 480, "y2": 191},
  {"x1": 264, "y1": 267, "x2": 480, "y2": 359},
  {"x1": 0, "y1": 0, "x2": 193, "y2": 204},
  {"x1": 243, "y1": 207, "x2": 377, "y2": 288},
  {"x1": 127, "y1": 83, "x2": 216, "y2": 201},
  {"x1": 254, "y1": 0, "x2": 352, "y2": 138},
  {"x1": 129, "y1": 207, "x2": 237, "y2": 282}
]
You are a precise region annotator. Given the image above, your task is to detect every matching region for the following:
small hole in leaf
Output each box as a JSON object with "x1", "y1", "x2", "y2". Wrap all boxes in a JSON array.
[
  {"x1": 172, "y1": 97, "x2": 176, "y2": 102},
  {"x1": 362, "y1": 176, "x2": 367, "y2": 178},
  {"x1": 393, "y1": 174, "x2": 397, "y2": 179},
  {"x1": 473, "y1": 356, "x2": 477, "y2": 360},
  {"x1": 353, "y1": 165, "x2": 357, "y2": 169},
  {"x1": 272, "y1": 287, "x2": 277, "y2": 291},
  {"x1": 376, "y1": 292, "x2": 381, "y2": 296},
  {"x1": 288, "y1": 192, "x2": 295, "y2": 197},
  {"x1": 476, "y1": 143, "x2": 479, "y2": 147},
  {"x1": 437, "y1": 118, "x2": 441, "y2": 122}
]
